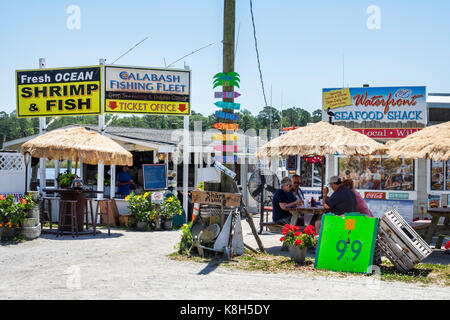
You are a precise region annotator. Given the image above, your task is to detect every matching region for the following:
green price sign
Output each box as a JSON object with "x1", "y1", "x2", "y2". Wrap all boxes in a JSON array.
[{"x1": 314, "y1": 213, "x2": 378, "y2": 274}]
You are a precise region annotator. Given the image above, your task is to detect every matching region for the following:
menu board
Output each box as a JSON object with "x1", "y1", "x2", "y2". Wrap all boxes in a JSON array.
[
  {"x1": 365, "y1": 199, "x2": 414, "y2": 222},
  {"x1": 142, "y1": 164, "x2": 167, "y2": 190}
]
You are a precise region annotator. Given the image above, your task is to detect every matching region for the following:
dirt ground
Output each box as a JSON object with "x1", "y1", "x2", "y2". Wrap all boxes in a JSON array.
[{"x1": 0, "y1": 216, "x2": 448, "y2": 300}]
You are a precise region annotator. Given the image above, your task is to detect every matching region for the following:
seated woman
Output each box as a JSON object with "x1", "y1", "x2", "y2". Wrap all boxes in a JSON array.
[
  {"x1": 343, "y1": 178, "x2": 373, "y2": 217},
  {"x1": 272, "y1": 176, "x2": 302, "y2": 225}
]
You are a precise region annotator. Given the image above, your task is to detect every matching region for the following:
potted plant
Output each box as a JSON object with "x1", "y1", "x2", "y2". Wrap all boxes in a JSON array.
[
  {"x1": 125, "y1": 192, "x2": 155, "y2": 231},
  {"x1": 160, "y1": 195, "x2": 183, "y2": 231},
  {"x1": 280, "y1": 224, "x2": 316, "y2": 264},
  {"x1": 0, "y1": 194, "x2": 32, "y2": 240},
  {"x1": 58, "y1": 172, "x2": 75, "y2": 188}
]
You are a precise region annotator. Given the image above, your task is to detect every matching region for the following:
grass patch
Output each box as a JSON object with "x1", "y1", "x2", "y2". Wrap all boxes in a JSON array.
[{"x1": 168, "y1": 251, "x2": 450, "y2": 287}]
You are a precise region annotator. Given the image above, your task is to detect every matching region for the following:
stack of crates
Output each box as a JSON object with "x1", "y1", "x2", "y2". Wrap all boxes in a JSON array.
[{"x1": 376, "y1": 209, "x2": 433, "y2": 273}]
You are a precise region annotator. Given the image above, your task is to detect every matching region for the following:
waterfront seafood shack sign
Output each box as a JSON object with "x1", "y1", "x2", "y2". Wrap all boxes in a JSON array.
[
  {"x1": 105, "y1": 66, "x2": 190, "y2": 115},
  {"x1": 322, "y1": 86, "x2": 427, "y2": 125},
  {"x1": 16, "y1": 66, "x2": 101, "y2": 117}
]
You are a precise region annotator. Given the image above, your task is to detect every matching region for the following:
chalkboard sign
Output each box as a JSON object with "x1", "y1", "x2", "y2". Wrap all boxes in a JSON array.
[{"x1": 142, "y1": 164, "x2": 167, "y2": 190}]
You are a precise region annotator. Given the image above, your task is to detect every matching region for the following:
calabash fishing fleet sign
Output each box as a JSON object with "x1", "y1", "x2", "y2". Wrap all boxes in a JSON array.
[
  {"x1": 16, "y1": 66, "x2": 102, "y2": 117},
  {"x1": 105, "y1": 66, "x2": 190, "y2": 115},
  {"x1": 322, "y1": 86, "x2": 427, "y2": 125}
]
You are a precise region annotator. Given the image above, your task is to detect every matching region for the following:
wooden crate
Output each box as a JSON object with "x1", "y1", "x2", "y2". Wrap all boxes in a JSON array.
[{"x1": 376, "y1": 209, "x2": 432, "y2": 272}]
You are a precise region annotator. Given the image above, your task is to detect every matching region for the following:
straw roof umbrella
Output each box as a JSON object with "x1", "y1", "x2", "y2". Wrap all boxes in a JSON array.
[
  {"x1": 21, "y1": 127, "x2": 133, "y2": 170},
  {"x1": 256, "y1": 121, "x2": 387, "y2": 198},
  {"x1": 256, "y1": 121, "x2": 386, "y2": 159},
  {"x1": 386, "y1": 121, "x2": 450, "y2": 161}
]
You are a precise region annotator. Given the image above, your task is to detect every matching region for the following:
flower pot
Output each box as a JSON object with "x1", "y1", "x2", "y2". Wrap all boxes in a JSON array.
[
  {"x1": 288, "y1": 245, "x2": 307, "y2": 264},
  {"x1": 23, "y1": 218, "x2": 38, "y2": 227},
  {"x1": 163, "y1": 219, "x2": 173, "y2": 230},
  {"x1": 1, "y1": 228, "x2": 15, "y2": 241},
  {"x1": 136, "y1": 221, "x2": 147, "y2": 231}
]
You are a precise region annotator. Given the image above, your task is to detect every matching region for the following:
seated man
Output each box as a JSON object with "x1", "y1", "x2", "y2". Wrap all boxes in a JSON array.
[
  {"x1": 322, "y1": 176, "x2": 357, "y2": 216},
  {"x1": 272, "y1": 176, "x2": 302, "y2": 225}
]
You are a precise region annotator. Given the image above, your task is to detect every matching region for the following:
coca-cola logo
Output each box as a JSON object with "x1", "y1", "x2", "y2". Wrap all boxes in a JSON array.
[{"x1": 364, "y1": 192, "x2": 385, "y2": 199}]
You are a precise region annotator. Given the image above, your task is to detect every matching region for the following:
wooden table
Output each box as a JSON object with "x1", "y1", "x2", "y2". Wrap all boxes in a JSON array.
[
  {"x1": 424, "y1": 207, "x2": 450, "y2": 249},
  {"x1": 288, "y1": 206, "x2": 328, "y2": 226},
  {"x1": 43, "y1": 188, "x2": 103, "y2": 233}
]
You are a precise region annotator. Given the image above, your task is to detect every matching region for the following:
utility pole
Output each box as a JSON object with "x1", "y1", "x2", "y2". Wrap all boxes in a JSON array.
[{"x1": 220, "y1": 0, "x2": 236, "y2": 192}]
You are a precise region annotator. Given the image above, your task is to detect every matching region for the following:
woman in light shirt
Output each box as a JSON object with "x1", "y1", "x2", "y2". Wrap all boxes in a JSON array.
[{"x1": 342, "y1": 179, "x2": 374, "y2": 217}]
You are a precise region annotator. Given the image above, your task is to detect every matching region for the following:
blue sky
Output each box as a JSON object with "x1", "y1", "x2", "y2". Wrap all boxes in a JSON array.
[{"x1": 1, "y1": 0, "x2": 450, "y2": 117}]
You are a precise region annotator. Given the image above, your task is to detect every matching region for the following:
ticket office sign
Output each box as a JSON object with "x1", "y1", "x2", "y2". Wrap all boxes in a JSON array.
[
  {"x1": 16, "y1": 66, "x2": 102, "y2": 117},
  {"x1": 315, "y1": 213, "x2": 379, "y2": 274},
  {"x1": 105, "y1": 66, "x2": 190, "y2": 115}
]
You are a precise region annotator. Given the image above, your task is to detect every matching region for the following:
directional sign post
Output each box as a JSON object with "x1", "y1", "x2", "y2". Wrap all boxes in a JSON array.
[
  {"x1": 215, "y1": 110, "x2": 239, "y2": 121},
  {"x1": 214, "y1": 101, "x2": 240, "y2": 110},
  {"x1": 214, "y1": 91, "x2": 241, "y2": 99}
]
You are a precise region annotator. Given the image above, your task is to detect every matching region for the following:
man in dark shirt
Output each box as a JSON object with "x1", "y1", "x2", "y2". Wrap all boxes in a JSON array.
[
  {"x1": 322, "y1": 176, "x2": 357, "y2": 215},
  {"x1": 272, "y1": 176, "x2": 302, "y2": 224}
]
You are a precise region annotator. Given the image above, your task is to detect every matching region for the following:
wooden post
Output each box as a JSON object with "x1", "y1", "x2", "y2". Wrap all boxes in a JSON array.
[{"x1": 220, "y1": 0, "x2": 236, "y2": 193}]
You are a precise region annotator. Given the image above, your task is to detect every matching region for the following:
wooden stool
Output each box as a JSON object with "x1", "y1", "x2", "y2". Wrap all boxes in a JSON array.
[
  {"x1": 57, "y1": 200, "x2": 79, "y2": 238},
  {"x1": 40, "y1": 197, "x2": 53, "y2": 230},
  {"x1": 85, "y1": 199, "x2": 95, "y2": 230},
  {"x1": 93, "y1": 199, "x2": 112, "y2": 236}
]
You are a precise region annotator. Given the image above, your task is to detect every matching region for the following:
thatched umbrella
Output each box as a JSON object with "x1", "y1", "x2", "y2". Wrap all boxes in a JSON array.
[
  {"x1": 21, "y1": 127, "x2": 133, "y2": 175},
  {"x1": 256, "y1": 121, "x2": 386, "y2": 198},
  {"x1": 387, "y1": 121, "x2": 450, "y2": 161}
]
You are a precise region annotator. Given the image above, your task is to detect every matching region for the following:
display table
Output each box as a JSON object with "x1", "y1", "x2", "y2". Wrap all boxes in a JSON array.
[
  {"x1": 43, "y1": 188, "x2": 103, "y2": 234},
  {"x1": 424, "y1": 207, "x2": 450, "y2": 249}
]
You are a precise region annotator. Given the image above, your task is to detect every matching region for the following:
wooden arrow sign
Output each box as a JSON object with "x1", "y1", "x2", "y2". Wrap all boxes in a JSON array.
[
  {"x1": 213, "y1": 123, "x2": 239, "y2": 131},
  {"x1": 213, "y1": 134, "x2": 238, "y2": 141},
  {"x1": 214, "y1": 91, "x2": 241, "y2": 99},
  {"x1": 214, "y1": 144, "x2": 238, "y2": 152},
  {"x1": 213, "y1": 155, "x2": 237, "y2": 164},
  {"x1": 215, "y1": 111, "x2": 240, "y2": 121},
  {"x1": 214, "y1": 101, "x2": 241, "y2": 110}
]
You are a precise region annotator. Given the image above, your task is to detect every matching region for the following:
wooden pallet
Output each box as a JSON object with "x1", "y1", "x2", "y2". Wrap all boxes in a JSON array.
[{"x1": 376, "y1": 209, "x2": 432, "y2": 273}]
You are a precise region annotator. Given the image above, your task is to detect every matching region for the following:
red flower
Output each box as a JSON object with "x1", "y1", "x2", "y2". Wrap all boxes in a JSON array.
[
  {"x1": 282, "y1": 228, "x2": 289, "y2": 235},
  {"x1": 293, "y1": 225, "x2": 300, "y2": 231},
  {"x1": 284, "y1": 224, "x2": 290, "y2": 229},
  {"x1": 304, "y1": 225, "x2": 315, "y2": 235},
  {"x1": 445, "y1": 241, "x2": 450, "y2": 250},
  {"x1": 0, "y1": 195, "x2": 5, "y2": 200},
  {"x1": 295, "y1": 239, "x2": 302, "y2": 246},
  {"x1": 280, "y1": 237, "x2": 285, "y2": 242},
  {"x1": 20, "y1": 198, "x2": 27, "y2": 205},
  {"x1": 294, "y1": 231, "x2": 301, "y2": 237}
]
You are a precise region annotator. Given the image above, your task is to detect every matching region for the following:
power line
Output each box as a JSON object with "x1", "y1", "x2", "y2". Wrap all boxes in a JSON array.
[
  {"x1": 249, "y1": 0, "x2": 268, "y2": 108},
  {"x1": 111, "y1": 36, "x2": 150, "y2": 65},
  {"x1": 165, "y1": 42, "x2": 215, "y2": 68}
]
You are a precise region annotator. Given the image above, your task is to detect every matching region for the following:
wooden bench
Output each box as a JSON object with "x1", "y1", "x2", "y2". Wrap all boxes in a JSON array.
[{"x1": 259, "y1": 221, "x2": 284, "y2": 232}]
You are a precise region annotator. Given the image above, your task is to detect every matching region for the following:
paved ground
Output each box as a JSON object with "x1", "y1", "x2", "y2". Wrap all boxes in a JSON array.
[{"x1": 0, "y1": 216, "x2": 448, "y2": 300}]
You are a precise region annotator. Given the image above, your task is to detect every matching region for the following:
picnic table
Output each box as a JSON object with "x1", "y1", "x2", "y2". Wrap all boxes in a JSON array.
[
  {"x1": 288, "y1": 206, "x2": 328, "y2": 226},
  {"x1": 424, "y1": 207, "x2": 450, "y2": 249}
]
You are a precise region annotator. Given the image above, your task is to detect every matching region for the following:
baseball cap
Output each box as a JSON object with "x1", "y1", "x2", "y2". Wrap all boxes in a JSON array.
[{"x1": 328, "y1": 176, "x2": 342, "y2": 185}]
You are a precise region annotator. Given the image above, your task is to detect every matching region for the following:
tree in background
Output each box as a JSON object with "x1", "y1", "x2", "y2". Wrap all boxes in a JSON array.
[{"x1": 0, "y1": 107, "x2": 323, "y2": 142}]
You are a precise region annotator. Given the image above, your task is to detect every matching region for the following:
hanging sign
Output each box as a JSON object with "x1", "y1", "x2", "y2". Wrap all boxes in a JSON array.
[
  {"x1": 192, "y1": 190, "x2": 241, "y2": 207},
  {"x1": 214, "y1": 101, "x2": 241, "y2": 110},
  {"x1": 213, "y1": 155, "x2": 237, "y2": 164},
  {"x1": 214, "y1": 161, "x2": 237, "y2": 180},
  {"x1": 105, "y1": 65, "x2": 190, "y2": 115},
  {"x1": 214, "y1": 91, "x2": 241, "y2": 99},
  {"x1": 214, "y1": 145, "x2": 237, "y2": 152},
  {"x1": 16, "y1": 66, "x2": 102, "y2": 117},
  {"x1": 286, "y1": 155, "x2": 297, "y2": 170},
  {"x1": 215, "y1": 110, "x2": 239, "y2": 121},
  {"x1": 213, "y1": 72, "x2": 240, "y2": 88},
  {"x1": 213, "y1": 123, "x2": 239, "y2": 131},
  {"x1": 213, "y1": 134, "x2": 238, "y2": 141},
  {"x1": 303, "y1": 155, "x2": 322, "y2": 163},
  {"x1": 315, "y1": 213, "x2": 379, "y2": 274}
]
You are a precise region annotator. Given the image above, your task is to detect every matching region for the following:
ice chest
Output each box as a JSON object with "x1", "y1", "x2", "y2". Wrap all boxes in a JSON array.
[{"x1": 376, "y1": 209, "x2": 433, "y2": 273}]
